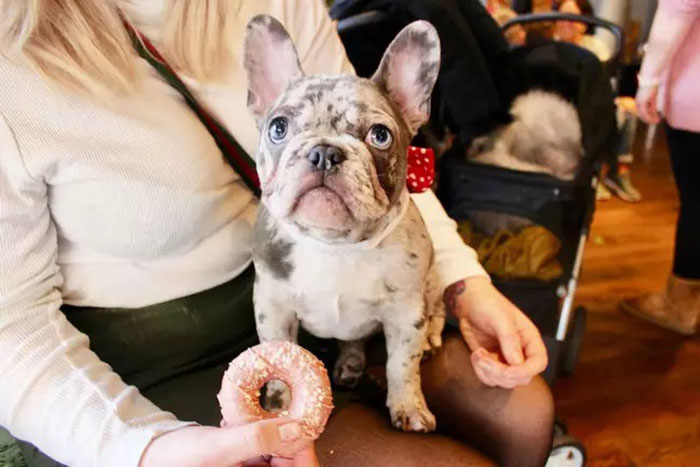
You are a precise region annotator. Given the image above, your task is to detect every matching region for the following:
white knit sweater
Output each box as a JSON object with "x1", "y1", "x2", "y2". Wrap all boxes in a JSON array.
[{"x1": 0, "y1": 1, "x2": 487, "y2": 465}]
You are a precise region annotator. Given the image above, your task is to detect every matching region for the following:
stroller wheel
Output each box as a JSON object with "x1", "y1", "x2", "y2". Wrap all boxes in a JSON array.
[
  {"x1": 561, "y1": 306, "x2": 587, "y2": 376},
  {"x1": 546, "y1": 434, "x2": 587, "y2": 467}
]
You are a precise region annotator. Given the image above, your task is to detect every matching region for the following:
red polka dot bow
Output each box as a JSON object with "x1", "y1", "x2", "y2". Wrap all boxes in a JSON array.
[{"x1": 407, "y1": 146, "x2": 435, "y2": 193}]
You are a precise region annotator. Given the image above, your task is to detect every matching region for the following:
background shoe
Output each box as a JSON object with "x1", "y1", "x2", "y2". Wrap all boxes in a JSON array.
[
  {"x1": 604, "y1": 172, "x2": 642, "y2": 202},
  {"x1": 596, "y1": 183, "x2": 612, "y2": 201},
  {"x1": 621, "y1": 276, "x2": 700, "y2": 335}
]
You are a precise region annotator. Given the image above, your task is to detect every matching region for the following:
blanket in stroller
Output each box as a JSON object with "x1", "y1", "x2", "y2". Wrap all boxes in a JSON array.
[{"x1": 458, "y1": 220, "x2": 563, "y2": 281}]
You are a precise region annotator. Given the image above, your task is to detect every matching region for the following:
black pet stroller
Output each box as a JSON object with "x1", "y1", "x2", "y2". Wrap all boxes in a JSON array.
[
  {"x1": 453, "y1": 11, "x2": 623, "y2": 382},
  {"x1": 441, "y1": 14, "x2": 623, "y2": 465},
  {"x1": 440, "y1": 12, "x2": 623, "y2": 467},
  {"x1": 333, "y1": 4, "x2": 623, "y2": 466}
]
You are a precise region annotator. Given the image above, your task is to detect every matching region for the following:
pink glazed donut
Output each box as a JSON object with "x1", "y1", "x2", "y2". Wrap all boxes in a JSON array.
[{"x1": 217, "y1": 341, "x2": 334, "y2": 439}]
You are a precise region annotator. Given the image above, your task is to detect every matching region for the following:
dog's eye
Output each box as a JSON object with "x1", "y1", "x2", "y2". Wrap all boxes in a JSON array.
[
  {"x1": 268, "y1": 117, "x2": 289, "y2": 144},
  {"x1": 366, "y1": 124, "x2": 393, "y2": 150}
]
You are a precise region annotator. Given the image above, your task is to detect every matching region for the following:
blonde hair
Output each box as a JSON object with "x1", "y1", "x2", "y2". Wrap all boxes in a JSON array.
[{"x1": 0, "y1": 0, "x2": 237, "y2": 97}]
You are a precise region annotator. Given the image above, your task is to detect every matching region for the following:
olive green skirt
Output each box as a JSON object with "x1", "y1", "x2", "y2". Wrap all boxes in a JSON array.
[{"x1": 10, "y1": 266, "x2": 380, "y2": 466}]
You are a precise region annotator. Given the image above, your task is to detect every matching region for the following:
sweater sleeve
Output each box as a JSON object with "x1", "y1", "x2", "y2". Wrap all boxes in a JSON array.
[
  {"x1": 282, "y1": 0, "x2": 488, "y2": 290},
  {"x1": 411, "y1": 190, "x2": 489, "y2": 289},
  {"x1": 638, "y1": 0, "x2": 699, "y2": 83},
  {"x1": 671, "y1": 0, "x2": 700, "y2": 13},
  {"x1": 0, "y1": 115, "x2": 191, "y2": 466}
]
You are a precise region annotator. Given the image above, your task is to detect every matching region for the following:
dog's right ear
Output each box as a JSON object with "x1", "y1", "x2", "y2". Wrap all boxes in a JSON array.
[
  {"x1": 244, "y1": 15, "x2": 303, "y2": 121},
  {"x1": 371, "y1": 21, "x2": 441, "y2": 134}
]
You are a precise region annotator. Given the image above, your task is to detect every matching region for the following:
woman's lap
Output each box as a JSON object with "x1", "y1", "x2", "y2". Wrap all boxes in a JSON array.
[
  {"x1": 14, "y1": 271, "x2": 554, "y2": 466},
  {"x1": 16, "y1": 334, "x2": 553, "y2": 467}
]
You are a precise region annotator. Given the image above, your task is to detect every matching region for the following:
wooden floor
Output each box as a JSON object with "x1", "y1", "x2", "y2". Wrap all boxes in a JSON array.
[{"x1": 552, "y1": 126, "x2": 700, "y2": 466}]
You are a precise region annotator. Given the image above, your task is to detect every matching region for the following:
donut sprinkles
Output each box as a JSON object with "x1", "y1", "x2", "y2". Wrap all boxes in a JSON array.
[{"x1": 218, "y1": 341, "x2": 334, "y2": 439}]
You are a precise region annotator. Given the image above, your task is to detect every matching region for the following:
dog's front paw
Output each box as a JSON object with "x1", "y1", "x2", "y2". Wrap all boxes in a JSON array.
[
  {"x1": 422, "y1": 322, "x2": 445, "y2": 357},
  {"x1": 333, "y1": 352, "x2": 365, "y2": 388},
  {"x1": 388, "y1": 398, "x2": 436, "y2": 432},
  {"x1": 424, "y1": 329, "x2": 443, "y2": 355},
  {"x1": 260, "y1": 379, "x2": 291, "y2": 413}
]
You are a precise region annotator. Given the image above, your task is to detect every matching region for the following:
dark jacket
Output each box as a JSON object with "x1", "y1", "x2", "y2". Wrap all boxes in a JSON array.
[
  {"x1": 331, "y1": 0, "x2": 512, "y2": 143},
  {"x1": 331, "y1": 0, "x2": 616, "y2": 166}
]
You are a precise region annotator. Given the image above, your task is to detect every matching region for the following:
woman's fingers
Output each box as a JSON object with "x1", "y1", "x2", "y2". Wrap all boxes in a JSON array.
[
  {"x1": 494, "y1": 320, "x2": 525, "y2": 366},
  {"x1": 224, "y1": 419, "x2": 305, "y2": 462},
  {"x1": 140, "y1": 423, "x2": 301, "y2": 467},
  {"x1": 471, "y1": 317, "x2": 547, "y2": 388},
  {"x1": 471, "y1": 348, "x2": 523, "y2": 388},
  {"x1": 478, "y1": 303, "x2": 524, "y2": 365},
  {"x1": 497, "y1": 319, "x2": 547, "y2": 384},
  {"x1": 471, "y1": 352, "x2": 497, "y2": 387},
  {"x1": 519, "y1": 318, "x2": 548, "y2": 372}
]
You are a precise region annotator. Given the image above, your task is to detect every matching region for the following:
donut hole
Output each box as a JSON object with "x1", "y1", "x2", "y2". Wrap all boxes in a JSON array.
[{"x1": 260, "y1": 379, "x2": 292, "y2": 414}]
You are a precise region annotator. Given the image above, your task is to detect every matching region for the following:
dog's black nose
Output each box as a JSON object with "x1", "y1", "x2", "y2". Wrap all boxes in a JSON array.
[{"x1": 307, "y1": 145, "x2": 345, "y2": 171}]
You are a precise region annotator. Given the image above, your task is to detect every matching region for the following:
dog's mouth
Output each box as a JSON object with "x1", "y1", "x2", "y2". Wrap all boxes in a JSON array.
[{"x1": 291, "y1": 177, "x2": 353, "y2": 230}]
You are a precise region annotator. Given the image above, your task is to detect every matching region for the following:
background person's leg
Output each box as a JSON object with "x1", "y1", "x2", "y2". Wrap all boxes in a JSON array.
[
  {"x1": 666, "y1": 126, "x2": 700, "y2": 280},
  {"x1": 621, "y1": 126, "x2": 700, "y2": 333}
]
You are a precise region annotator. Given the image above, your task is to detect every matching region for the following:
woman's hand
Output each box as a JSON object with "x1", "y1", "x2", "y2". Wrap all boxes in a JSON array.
[
  {"x1": 636, "y1": 85, "x2": 661, "y2": 125},
  {"x1": 140, "y1": 419, "x2": 319, "y2": 467},
  {"x1": 444, "y1": 276, "x2": 548, "y2": 389}
]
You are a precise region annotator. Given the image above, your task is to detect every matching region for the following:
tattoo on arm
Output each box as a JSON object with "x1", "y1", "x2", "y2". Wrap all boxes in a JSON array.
[{"x1": 443, "y1": 280, "x2": 466, "y2": 316}]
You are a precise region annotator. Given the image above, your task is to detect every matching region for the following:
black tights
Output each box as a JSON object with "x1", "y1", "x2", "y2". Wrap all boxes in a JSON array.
[
  {"x1": 318, "y1": 336, "x2": 555, "y2": 467},
  {"x1": 666, "y1": 125, "x2": 700, "y2": 280}
]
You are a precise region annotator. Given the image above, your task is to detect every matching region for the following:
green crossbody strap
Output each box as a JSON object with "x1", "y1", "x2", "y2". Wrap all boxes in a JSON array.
[{"x1": 124, "y1": 21, "x2": 261, "y2": 198}]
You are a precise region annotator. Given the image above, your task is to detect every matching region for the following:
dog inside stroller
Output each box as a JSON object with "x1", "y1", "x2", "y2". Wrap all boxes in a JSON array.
[{"x1": 331, "y1": 2, "x2": 623, "y2": 465}]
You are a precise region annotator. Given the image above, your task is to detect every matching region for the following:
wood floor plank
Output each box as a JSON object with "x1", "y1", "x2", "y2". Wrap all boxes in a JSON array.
[{"x1": 552, "y1": 126, "x2": 700, "y2": 465}]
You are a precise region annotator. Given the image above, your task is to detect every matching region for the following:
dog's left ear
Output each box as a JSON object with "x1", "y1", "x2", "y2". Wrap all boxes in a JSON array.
[
  {"x1": 244, "y1": 15, "x2": 303, "y2": 121},
  {"x1": 372, "y1": 21, "x2": 441, "y2": 134}
]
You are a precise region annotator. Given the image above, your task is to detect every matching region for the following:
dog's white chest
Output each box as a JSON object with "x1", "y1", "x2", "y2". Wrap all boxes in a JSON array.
[
  {"x1": 287, "y1": 247, "x2": 397, "y2": 340},
  {"x1": 295, "y1": 291, "x2": 382, "y2": 340}
]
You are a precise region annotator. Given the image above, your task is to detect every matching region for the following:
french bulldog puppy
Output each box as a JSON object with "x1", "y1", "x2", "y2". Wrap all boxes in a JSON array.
[{"x1": 243, "y1": 15, "x2": 445, "y2": 432}]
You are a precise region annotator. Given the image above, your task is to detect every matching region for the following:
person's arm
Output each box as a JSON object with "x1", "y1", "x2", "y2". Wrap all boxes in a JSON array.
[
  {"x1": 0, "y1": 114, "x2": 315, "y2": 467},
  {"x1": 409, "y1": 192, "x2": 546, "y2": 386},
  {"x1": 638, "y1": 0, "x2": 699, "y2": 85},
  {"x1": 0, "y1": 115, "x2": 195, "y2": 465},
  {"x1": 636, "y1": 0, "x2": 699, "y2": 123},
  {"x1": 411, "y1": 191, "x2": 489, "y2": 287}
]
